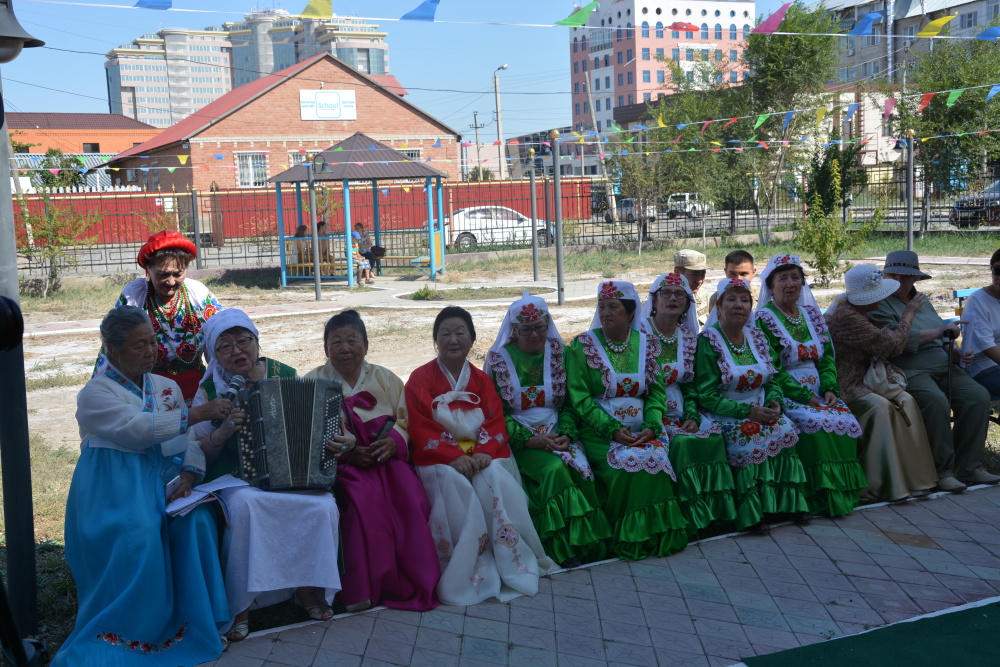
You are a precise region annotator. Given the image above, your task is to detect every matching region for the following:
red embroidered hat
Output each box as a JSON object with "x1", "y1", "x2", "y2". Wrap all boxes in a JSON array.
[{"x1": 137, "y1": 231, "x2": 197, "y2": 269}]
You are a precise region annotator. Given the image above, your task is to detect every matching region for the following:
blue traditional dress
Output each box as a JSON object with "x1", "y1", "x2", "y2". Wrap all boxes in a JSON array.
[{"x1": 53, "y1": 368, "x2": 229, "y2": 667}]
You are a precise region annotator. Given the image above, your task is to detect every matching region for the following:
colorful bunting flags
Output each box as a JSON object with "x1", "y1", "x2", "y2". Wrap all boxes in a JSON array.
[
  {"x1": 432, "y1": 139, "x2": 442, "y2": 147},
  {"x1": 848, "y1": 13, "x2": 881, "y2": 36},
  {"x1": 782, "y1": 110, "x2": 795, "y2": 132},
  {"x1": 555, "y1": 0, "x2": 598, "y2": 27},
  {"x1": 988, "y1": 85, "x2": 1000, "y2": 103},
  {"x1": 946, "y1": 90, "x2": 964, "y2": 107},
  {"x1": 177, "y1": 155, "x2": 188, "y2": 165},
  {"x1": 333, "y1": 147, "x2": 344, "y2": 152},
  {"x1": 753, "y1": 114, "x2": 770, "y2": 130},
  {"x1": 461, "y1": 141, "x2": 471, "y2": 147},
  {"x1": 883, "y1": 98, "x2": 896, "y2": 122},
  {"x1": 918, "y1": 92, "x2": 935, "y2": 112},
  {"x1": 844, "y1": 103, "x2": 860, "y2": 124},
  {"x1": 657, "y1": 114, "x2": 667, "y2": 128},
  {"x1": 975, "y1": 27, "x2": 1000, "y2": 41},
  {"x1": 723, "y1": 117, "x2": 739, "y2": 130},
  {"x1": 816, "y1": 107, "x2": 826, "y2": 128},
  {"x1": 381, "y1": 189, "x2": 389, "y2": 197},
  {"x1": 167, "y1": 167, "x2": 176, "y2": 173},
  {"x1": 672, "y1": 135, "x2": 682, "y2": 143},
  {"x1": 701, "y1": 120, "x2": 713, "y2": 136},
  {"x1": 667, "y1": 22, "x2": 700, "y2": 32},
  {"x1": 300, "y1": 0, "x2": 332, "y2": 19},
  {"x1": 917, "y1": 14, "x2": 956, "y2": 38},
  {"x1": 401, "y1": 0, "x2": 440, "y2": 22},
  {"x1": 752, "y1": 2, "x2": 792, "y2": 34},
  {"x1": 213, "y1": 154, "x2": 223, "y2": 160}
]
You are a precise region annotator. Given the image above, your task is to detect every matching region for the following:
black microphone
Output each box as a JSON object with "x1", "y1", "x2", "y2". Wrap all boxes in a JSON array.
[{"x1": 211, "y1": 375, "x2": 246, "y2": 428}]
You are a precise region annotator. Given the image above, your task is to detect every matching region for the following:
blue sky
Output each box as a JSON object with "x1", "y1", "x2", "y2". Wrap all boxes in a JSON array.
[{"x1": 2, "y1": 0, "x2": 787, "y2": 138}]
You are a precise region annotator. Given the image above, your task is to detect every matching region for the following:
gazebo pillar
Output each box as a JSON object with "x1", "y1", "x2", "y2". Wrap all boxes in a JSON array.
[
  {"x1": 343, "y1": 178, "x2": 354, "y2": 287},
  {"x1": 425, "y1": 175, "x2": 436, "y2": 280},
  {"x1": 276, "y1": 183, "x2": 287, "y2": 287},
  {"x1": 295, "y1": 182, "x2": 303, "y2": 229},
  {"x1": 435, "y1": 176, "x2": 445, "y2": 276},
  {"x1": 371, "y1": 178, "x2": 381, "y2": 276}
]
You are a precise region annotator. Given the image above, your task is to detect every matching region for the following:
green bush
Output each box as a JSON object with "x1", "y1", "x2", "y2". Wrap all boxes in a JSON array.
[{"x1": 410, "y1": 285, "x2": 434, "y2": 300}]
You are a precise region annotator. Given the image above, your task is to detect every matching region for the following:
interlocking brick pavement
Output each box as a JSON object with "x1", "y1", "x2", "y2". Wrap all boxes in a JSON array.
[{"x1": 196, "y1": 486, "x2": 1000, "y2": 667}]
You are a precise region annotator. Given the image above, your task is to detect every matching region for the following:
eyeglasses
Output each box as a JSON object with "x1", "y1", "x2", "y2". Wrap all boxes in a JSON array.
[
  {"x1": 215, "y1": 336, "x2": 256, "y2": 357},
  {"x1": 515, "y1": 324, "x2": 548, "y2": 337},
  {"x1": 657, "y1": 289, "x2": 688, "y2": 301},
  {"x1": 991, "y1": 265, "x2": 1000, "y2": 276}
]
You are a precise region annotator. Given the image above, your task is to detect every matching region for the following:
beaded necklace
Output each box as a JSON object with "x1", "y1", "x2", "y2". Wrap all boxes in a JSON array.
[
  {"x1": 775, "y1": 304, "x2": 811, "y2": 342},
  {"x1": 602, "y1": 328, "x2": 632, "y2": 372},
  {"x1": 649, "y1": 319, "x2": 679, "y2": 362},
  {"x1": 147, "y1": 282, "x2": 200, "y2": 364},
  {"x1": 721, "y1": 326, "x2": 756, "y2": 365}
]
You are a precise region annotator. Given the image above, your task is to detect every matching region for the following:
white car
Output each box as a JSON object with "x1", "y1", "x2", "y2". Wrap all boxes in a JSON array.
[
  {"x1": 441, "y1": 206, "x2": 552, "y2": 251},
  {"x1": 666, "y1": 192, "x2": 711, "y2": 218}
]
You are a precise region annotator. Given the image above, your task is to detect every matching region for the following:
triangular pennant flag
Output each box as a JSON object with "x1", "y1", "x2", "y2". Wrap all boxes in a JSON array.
[
  {"x1": 816, "y1": 107, "x2": 826, "y2": 128},
  {"x1": 781, "y1": 141, "x2": 790, "y2": 146},
  {"x1": 975, "y1": 27, "x2": 1000, "y2": 41},
  {"x1": 759, "y1": 142, "x2": 769, "y2": 149},
  {"x1": 736, "y1": 148, "x2": 744, "y2": 152},
  {"x1": 701, "y1": 120, "x2": 713, "y2": 137},
  {"x1": 752, "y1": 2, "x2": 792, "y2": 34},
  {"x1": 848, "y1": 12, "x2": 882, "y2": 36},
  {"x1": 598, "y1": 153, "x2": 605, "y2": 159},
  {"x1": 710, "y1": 142, "x2": 722, "y2": 146},
  {"x1": 711, "y1": 149, "x2": 720, "y2": 153},
  {"x1": 883, "y1": 98, "x2": 896, "y2": 122},
  {"x1": 401, "y1": 0, "x2": 440, "y2": 21},
  {"x1": 672, "y1": 135, "x2": 682, "y2": 143},
  {"x1": 946, "y1": 89, "x2": 964, "y2": 107},
  {"x1": 213, "y1": 154, "x2": 224, "y2": 160},
  {"x1": 432, "y1": 139, "x2": 442, "y2": 147},
  {"x1": 300, "y1": 0, "x2": 332, "y2": 19},
  {"x1": 677, "y1": 123, "x2": 690, "y2": 130},
  {"x1": 167, "y1": 167, "x2": 176, "y2": 173},
  {"x1": 555, "y1": 0, "x2": 599, "y2": 27},
  {"x1": 921, "y1": 137, "x2": 930, "y2": 142},
  {"x1": 381, "y1": 189, "x2": 389, "y2": 197},
  {"x1": 625, "y1": 137, "x2": 635, "y2": 143},
  {"x1": 425, "y1": 157, "x2": 432, "y2": 162},
  {"x1": 140, "y1": 167, "x2": 150, "y2": 173},
  {"x1": 461, "y1": 141, "x2": 471, "y2": 147},
  {"x1": 134, "y1": 0, "x2": 171, "y2": 8},
  {"x1": 782, "y1": 110, "x2": 795, "y2": 132},
  {"x1": 918, "y1": 92, "x2": 935, "y2": 112},
  {"x1": 844, "y1": 103, "x2": 860, "y2": 124},
  {"x1": 355, "y1": 162, "x2": 363, "y2": 166},
  {"x1": 753, "y1": 114, "x2": 770, "y2": 130},
  {"x1": 333, "y1": 147, "x2": 344, "y2": 152},
  {"x1": 177, "y1": 155, "x2": 188, "y2": 165},
  {"x1": 980, "y1": 130, "x2": 990, "y2": 136},
  {"x1": 281, "y1": 164, "x2": 287, "y2": 169},
  {"x1": 657, "y1": 114, "x2": 667, "y2": 128},
  {"x1": 101, "y1": 156, "x2": 110, "y2": 163},
  {"x1": 622, "y1": 149, "x2": 628, "y2": 155},
  {"x1": 988, "y1": 85, "x2": 1000, "y2": 103},
  {"x1": 633, "y1": 124, "x2": 648, "y2": 131},
  {"x1": 48, "y1": 169, "x2": 59, "y2": 175},
  {"x1": 916, "y1": 14, "x2": 956, "y2": 38},
  {"x1": 111, "y1": 167, "x2": 120, "y2": 172},
  {"x1": 749, "y1": 135, "x2": 757, "y2": 142},
  {"x1": 723, "y1": 117, "x2": 739, "y2": 130},
  {"x1": 403, "y1": 187, "x2": 410, "y2": 193},
  {"x1": 367, "y1": 145, "x2": 378, "y2": 150},
  {"x1": 400, "y1": 143, "x2": 409, "y2": 148},
  {"x1": 492, "y1": 140, "x2": 501, "y2": 146}
]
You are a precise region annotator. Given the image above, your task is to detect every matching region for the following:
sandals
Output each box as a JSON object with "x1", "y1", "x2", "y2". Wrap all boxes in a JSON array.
[
  {"x1": 225, "y1": 619, "x2": 249, "y2": 643},
  {"x1": 293, "y1": 590, "x2": 334, "y2": 621}
]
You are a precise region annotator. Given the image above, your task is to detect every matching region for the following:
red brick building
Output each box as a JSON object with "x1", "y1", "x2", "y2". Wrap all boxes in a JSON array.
[
  {"x1": 9, "y1": 113, "x2": 158, "y2": 155},
  {"x1": 107, "y1": 53, "x2": 462, "y2": 192}
]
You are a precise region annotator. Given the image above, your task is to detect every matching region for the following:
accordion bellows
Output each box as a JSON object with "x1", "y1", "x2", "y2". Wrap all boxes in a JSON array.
[{"x1": 237, "y1": 377, "x2": 344, "y2": 491}]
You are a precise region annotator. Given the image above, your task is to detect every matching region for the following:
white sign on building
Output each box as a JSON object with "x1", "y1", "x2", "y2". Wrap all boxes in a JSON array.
[{"x1": 299, "y1": 90, "x2": 357, "y2": 121}]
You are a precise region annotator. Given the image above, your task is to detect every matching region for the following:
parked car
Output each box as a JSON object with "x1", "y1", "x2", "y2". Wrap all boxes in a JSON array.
[
  {"x1": 950, "y1": 180, "x2": 1000, "y2": 227},
  {"x1": 665, "y1": 192, "x2": 710, "y2": 218},
  {"x1": 605, "y1": 198, "x2": 657, "y2": 223},
  {"x1": 440, "y1": 206, "x2": 552, "y2": 251}
]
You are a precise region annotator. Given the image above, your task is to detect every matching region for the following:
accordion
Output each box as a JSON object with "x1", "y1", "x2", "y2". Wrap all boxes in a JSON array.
[{"x1": 236, "y1": 377, "x2": 344, "y2": 491}]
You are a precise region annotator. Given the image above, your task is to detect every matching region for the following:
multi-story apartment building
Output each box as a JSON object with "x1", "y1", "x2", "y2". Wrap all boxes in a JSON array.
[
  {"x1": 568, "y1": 0, "x2": 756, "y2": 134},
  {"x1": 827, "y1": 0, "x2": 999, "y2": 83},
  {"x1": 105, "y1": 8, "x2": 391, "y2": 127}
]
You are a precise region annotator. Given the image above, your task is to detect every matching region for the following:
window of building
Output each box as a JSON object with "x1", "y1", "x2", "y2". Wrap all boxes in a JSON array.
[
  {"x1": 594, "y1": 57, "x2": 600, "y2": 69},
  {"x1": 617, "y1": 26, "x2": 622, "y2": 41},
  {"x1": 626, "y1": 22, "x2": 632, "y2": 38},
  {"x1": 730, "y1": 24, "x2": 737, "y2": 40},
  {"x1": 573, "y1": 37, "x2": 578, "y2": 52},
  {"x1": 672, "y1": 48, "x2": 680, "y2": 60},
  {"x1": 730, "y1": 49, "x2": 737, "y2": 61},
  {"x1": 606, "y1": 96, "x2": 611, "y2": 108},
  {"x1": 839, "y1": 66, "x2": 857, "y2": 81},
  {"x1": 656, "y1": 47, "x2": 664, "y2": 59},
  {"x1": 583, "y1": 101, "x2": 589, "y2": 113},
  {"x1": 701, "y1": 23, "x2": 709, "y2": 38},
  {"x1": 672, "y1": 29, "x2": 679, "y2": 38},
  {"x1": 575, "y1": 102, "x2": 581, "y2": 115},
  {"x1": 656, "y1": 22, "x2": 664, "y2": 38},
  {"x1": 686, "y1": 48, "x2": 693, "y2": 60},
  {"x1": 715, "y1": 72, "x2": 723, "y2": 83},
  {"x1": 618, "y1": 73, "x2": 624, "y2": 85},
  {"x1": 960, "y1": 11, "x2": 978, "y2": 29},
  {"x1": 715, "y1": 23, "x2": 723, "y2": 39},
  {"x1": 597, "y1": 120, "x2": 602, "y2": 132},
  {"x1": 642, "y1": 47, "x2": 650, "y2": 60},
  {"x1": 626, "y1": 48, "x2": 633, "y2": 61},
  {"x1": 730, "y1": 71, "x2": 738, "y2": 83},
  {"x1": 575, "y1": 82, "x2": 580, "y2": 94},
  {"x1": 642, "y1": 70, "x2": 650, "y2": 82},
  {"x1": 991, "y1": 0, "x2": 999, "y2": 21},
  {"x1": 715, "y1": 49, "x2": 722, "y2": 62},
  {"x1": 604, "y1": 55, "x2": 610, "y2": 66},
  {"x1": 702, "y1": 49, "x2": 709, "y2": 61},
  {"x1": 742, "y1": 24, "x2": 750, "y2": 39},
  {"x1": 236, "y1": 152, "x2": 267, "y2": 188},
  {"x1": 617, "y1": 51, "x2": 623, "y2": 64},
  {"x1": 619, "y1": 95, "x2": 624, "y2": 106},
  {"x1": 605, "y1": 75, "x2": 611, "y2": 87},
  {"x1": 642, "y1": 21, "x2": 649, "y2": 37},
  {"x1": 595, "y1": 78, "x2": 601, "y2": 90},
  {"x1": 673, "y1": 70, "x2": 682, "y2": 82},
  {"x1": 903, "y1": 26, "x2": 916, "y2": 45},
  {"x1": 686, "y1": 72, "x2": 693, "y2": 82},
  {"x1": 686, "y1": 29, "x2": 693, "y2": 38},
  {"x1": 595, "y1": 99, "x2": 601, "y2": 111},
  {"x1": 581, "y1": 35, "x2": 588, "y2": 50},
  {"x1": 864, "y1": 25, "x2": 882, "y2": 47},
  {"x1": 574, "y1": 62, "x2": 579, "y2": 73},
  {"x1": 657, "y1": 70, "x2": 665, "y2": 83},
  {"x1": 643, "y1": 93, "x2": 651, "y2": 102},
  {"x1": 627, "y1": 71, "x2": 634, "y2": 83},
  {"x1": 628, "y1": 94, "x2": 634, "y2": 104},
  {"x1": 82, "y1": 143, "x2": 100, "y2": 153},
  {"x1": 288, "y1": 151, "x2": 309, "y2": 166},
  {"x1": 583, "y1": 60, "x2": 588, "y2": 71}
]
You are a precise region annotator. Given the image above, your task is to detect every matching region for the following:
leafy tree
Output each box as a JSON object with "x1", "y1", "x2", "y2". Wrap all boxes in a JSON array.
[
  {"x1": 468, "y1": 166, "x2": 494, "y2": 182},
  {"x1": 16, "y1": 193, "x2": 100, "y2": 298},
  {"x1": 9, "y1": 130, "x2": 39, "y2": 154},
  {"x1": 802, "y1": 129, "x2": 869, "y2": 216},
  {"x1": 32, "y1": 148, "x2": 84, "y2": 190},
  {"x1": 795, "y1": 160, "x2": 883, "y2": 287}
]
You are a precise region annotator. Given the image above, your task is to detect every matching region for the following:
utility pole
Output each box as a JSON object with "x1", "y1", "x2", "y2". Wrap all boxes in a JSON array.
[
  {"x1": 471, "y1": 112, "x2": 484, "y2": 177},
  {"x1": 584, "y1": 73, "x2": 617, "y2": 222},
  {"x1": 494, "y1": 64, "x2": 508, "y2": 180}
]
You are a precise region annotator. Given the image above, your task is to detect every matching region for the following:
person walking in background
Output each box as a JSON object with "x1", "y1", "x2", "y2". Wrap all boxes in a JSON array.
[
  {"x1": 673, "y1": 249, "x2": 710, "y2": 326},
  {"x1": 871, "y1": 250, "x2": 999, "y2": 492}
]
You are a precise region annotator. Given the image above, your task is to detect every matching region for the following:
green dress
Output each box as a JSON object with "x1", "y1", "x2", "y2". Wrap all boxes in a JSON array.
[
  {"x1": 643, "y1": 319, "x2": 736, "y2": 535},
  {"x1": 756, "y1": 303, "x2": 865, "y2": 517},
  {"x1": 694, "y1": 325, "x2": 809, "y2": 529},
  {"x1": 196, "y1": 358, "x2": 297, "y2": 483},
  {"x1": 486, "y1": 340, "x2": 612, "y2": 565},
  {"x1": 565, "y1": 328, "x2": 689, "y2": 560}
]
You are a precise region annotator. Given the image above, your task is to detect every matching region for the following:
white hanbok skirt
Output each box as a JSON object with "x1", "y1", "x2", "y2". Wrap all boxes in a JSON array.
[
  {"x1": 418, "y1": 457, "x2": 556, "y2": 606},
  {"x1": 219, "y1": 487, "x2": 341, "y2": 617}
]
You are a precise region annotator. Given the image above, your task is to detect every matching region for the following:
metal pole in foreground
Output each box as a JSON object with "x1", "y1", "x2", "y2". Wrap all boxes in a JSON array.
[
  {"x1": 0, "y1": 76, "x2": 38, "y2": 634},
  {"x1": 306, "y1": 157, "x2": 322, "y2": 301},
  {"x1": 529, "y1": 149, "x2": 539, "y2": 282},
  {"x1": 906, "y1": 129, "x2": 915, "y2": 252},
  {"x1": 551, "y1": 131, "x2": 565, "y2": 306},
  {"x1": 191, "y1": 188, "x2": 202, "y2": 270}
]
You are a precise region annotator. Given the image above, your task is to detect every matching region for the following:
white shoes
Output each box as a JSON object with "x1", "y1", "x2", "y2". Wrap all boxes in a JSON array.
[
  {"x1": 935, "y1": 476, "x2": 968, "y2": 493},
  {"x1": 958, "y1": 467, "x2": 1000, "y2": 486}
]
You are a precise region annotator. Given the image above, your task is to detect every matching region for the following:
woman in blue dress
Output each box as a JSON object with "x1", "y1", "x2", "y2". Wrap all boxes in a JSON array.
[{"x1": 54, "y1": 306, "x2": 232, "y2": 666}]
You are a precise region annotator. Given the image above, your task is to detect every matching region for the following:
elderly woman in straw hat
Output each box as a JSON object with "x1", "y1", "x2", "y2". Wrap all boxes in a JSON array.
[
  {"x1": 870, "y1": 250, "x2": 999, "y2": 493},
  {"x1": 824, "y1": 265, "x2": 938, "y2": 503}
]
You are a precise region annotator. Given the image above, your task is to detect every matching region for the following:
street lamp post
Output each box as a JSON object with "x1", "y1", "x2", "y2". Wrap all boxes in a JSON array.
[
  {"x1": 306, "y1": 153, "x2": 323, "y2": 301},
  {"x1": 528, "y1": 148, "x2": 539, "y2": 282},
  {"x1": 0, "y1": 0, "x2": 45, "y2": 634},
  {"x1": 494, "y1": 64, "x2": 508, "y2": 180},
  {"x1": 551, "y1": 130, "x2": 565, "y2": 305}
]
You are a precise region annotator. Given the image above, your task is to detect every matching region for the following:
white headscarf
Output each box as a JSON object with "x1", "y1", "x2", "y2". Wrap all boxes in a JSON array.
[
  {"x1": 755, "y1": 254, "x2": 820, "y2": 316},
  {"x1": 641, "y1": 273, "x2": 699, "y2": 334},
  {"x1": 703, "y1": 278, "x2": 753, "y2": 330},
  {"x1": 485, "y1": 290, "x2": 562, "y2": 366},
  {"x1": 202, "y1": 308, "x2": 260, "y2": 397},
  {"x1": 590, "y1": 280, "x2": 643, "y2": 331}
]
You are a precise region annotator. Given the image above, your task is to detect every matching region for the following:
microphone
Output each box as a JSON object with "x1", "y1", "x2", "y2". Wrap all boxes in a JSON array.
[{"x1": 211, "y1": 375, "x2": 246, "y2": 428}]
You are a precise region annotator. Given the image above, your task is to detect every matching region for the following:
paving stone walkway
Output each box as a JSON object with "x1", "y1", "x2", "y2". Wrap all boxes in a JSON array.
[{"x1": 195, "y1": 485, "x2": 1000, "y2": 667}]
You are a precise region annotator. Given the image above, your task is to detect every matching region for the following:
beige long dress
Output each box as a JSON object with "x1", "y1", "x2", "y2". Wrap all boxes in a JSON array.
[{"x1": 825, "y1": 303, "x2": 938, "y2": 502}]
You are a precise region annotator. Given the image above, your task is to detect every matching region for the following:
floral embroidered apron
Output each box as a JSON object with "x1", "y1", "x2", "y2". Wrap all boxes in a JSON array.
[
  {"x1": 579, "y1": 330, "x2": 675, "y2": 478},
  {"x1": 489, "y1": 341, "x2": 593, "y2": 480},
  {"x1": 700, "y1": 327, "x2": 799, "y2": 468},
  {"x1": 757, "y1": 306, "x2": 863, "y2": 438}
]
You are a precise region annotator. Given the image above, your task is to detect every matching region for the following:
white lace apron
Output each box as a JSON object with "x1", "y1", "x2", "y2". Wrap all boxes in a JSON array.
[
  {"x1": 487, "y1": 339, "x2": 593, "y2": 480},
  {"x1": 642, "y1": 319, "x2": 722, "y2": 440},
  {"x1": 756, "y1": 306, "x2": 863, "y2": 438},
  {"x1": 578, "y1": 330, "x2": 675, "y2": 478},
  {"x1": 699, "y1": 326, "x2": 799, "y2": 468}
]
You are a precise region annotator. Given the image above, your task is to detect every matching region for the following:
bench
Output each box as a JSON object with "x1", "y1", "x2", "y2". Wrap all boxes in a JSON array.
[{"x1": 953, "y1": 288, "x2": 978, "y2": 317}]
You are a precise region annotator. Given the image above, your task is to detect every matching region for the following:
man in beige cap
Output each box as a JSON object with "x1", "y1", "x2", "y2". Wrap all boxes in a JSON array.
[{"x1": 674, "y1": 249, "x2": 710, "y2": 326}]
